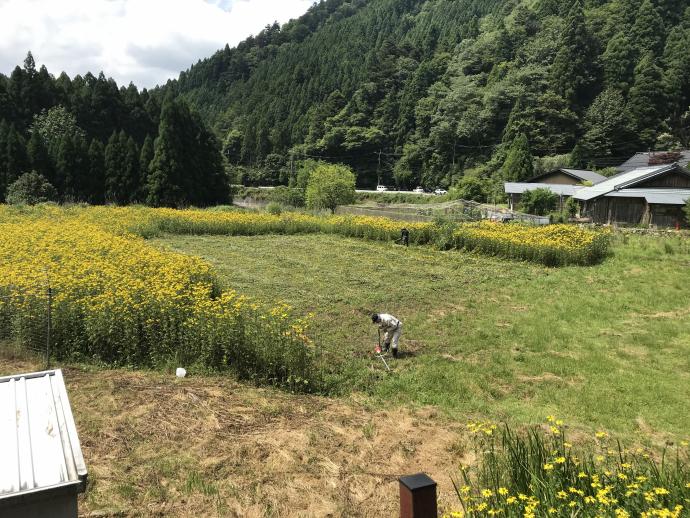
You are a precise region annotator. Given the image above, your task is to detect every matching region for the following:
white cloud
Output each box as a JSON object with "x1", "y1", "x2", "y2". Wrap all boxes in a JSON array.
[{"x1": 0, "y1": 0, "x2": 313, "y2": 89}]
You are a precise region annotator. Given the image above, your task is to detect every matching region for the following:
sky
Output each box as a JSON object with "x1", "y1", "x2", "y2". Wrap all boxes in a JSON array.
[{"x1": 0, "y1": 0, "x2": 313, "y2": 89}]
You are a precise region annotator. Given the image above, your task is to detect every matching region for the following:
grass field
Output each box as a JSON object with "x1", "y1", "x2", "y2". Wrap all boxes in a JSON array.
[{"x1": 152, "y1": 233, "x2": 690, "y2": 438}]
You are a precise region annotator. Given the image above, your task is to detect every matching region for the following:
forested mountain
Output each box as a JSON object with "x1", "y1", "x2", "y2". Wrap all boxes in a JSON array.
[
  {"x1": 168, "y1": 0, "x2": 690, "y2": 193},
  {"x1": 2, "y1": 0, "x2": 689, "y2": 203},
  {"x1": 0, "y1": 53, "x2": 228, "y2": 206}
]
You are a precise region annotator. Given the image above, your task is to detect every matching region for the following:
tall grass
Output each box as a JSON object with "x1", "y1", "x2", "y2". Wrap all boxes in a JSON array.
[{"x1": 449, "y1": 420, "x2": 689, "y2": 517}]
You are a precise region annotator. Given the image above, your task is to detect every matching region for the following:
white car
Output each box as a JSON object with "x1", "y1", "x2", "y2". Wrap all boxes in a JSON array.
[
  {"x1": 376, "y1": 185, "x2": 388, "y2": 192},
  {"x1": 433, "y1": 188, "x2": 447, "y2": 196},
  {"x1": 413, "y1": 187, "x2": 425, "y2": 193}
]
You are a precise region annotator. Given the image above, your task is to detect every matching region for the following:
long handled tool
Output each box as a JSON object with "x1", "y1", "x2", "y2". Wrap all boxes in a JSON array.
[{"x1": 374, "y1": 329, "x2": 391, "y2": 371}]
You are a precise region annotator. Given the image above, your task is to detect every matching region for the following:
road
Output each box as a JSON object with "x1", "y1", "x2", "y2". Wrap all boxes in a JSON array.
[{"x1": 253, "y1": 186, "x2": 434, "y2": 195}]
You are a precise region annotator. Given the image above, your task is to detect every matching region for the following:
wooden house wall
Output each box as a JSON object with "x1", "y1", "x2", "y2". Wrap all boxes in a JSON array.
[
  {"x1": 636, "y1": 172, "x2": 690, "y2": 188},
  {"x1": 531, "y1": 171, "x2": 580, "y2": 185},
  {"x1": 583, "y1": 197, "x2": 687, "y2": 227},
  {"x1": 583, "y1": 197, "x2": 646, "y2": 225},
  {"x1": 649, "y1": 204, "x2": 687, "y2": 228}
]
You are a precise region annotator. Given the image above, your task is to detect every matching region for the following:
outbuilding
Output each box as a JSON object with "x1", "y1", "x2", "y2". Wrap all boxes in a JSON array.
[
  {"x1": 0, "y1": 369, "x2": 87, "y2": 518},
  {"x1": 574, "y1": 163, "x2": 690, "y2": 227},
  {"x1": 504, "y1": 168, "x2": 607, "y2": 211}
]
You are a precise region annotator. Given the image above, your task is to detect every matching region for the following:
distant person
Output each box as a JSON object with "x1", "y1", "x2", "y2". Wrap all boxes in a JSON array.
[
  {"x1": 372, "y1": 313, "x2": 402, "y2": 357},
  {"x1": 399, "y1": 228, "x2": 409, "y2": 246}
]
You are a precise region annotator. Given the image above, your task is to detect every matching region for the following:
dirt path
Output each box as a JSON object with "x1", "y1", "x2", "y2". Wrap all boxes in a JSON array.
[{"x1": 1, "y1": 359, "x2": 471, "y2": 517}]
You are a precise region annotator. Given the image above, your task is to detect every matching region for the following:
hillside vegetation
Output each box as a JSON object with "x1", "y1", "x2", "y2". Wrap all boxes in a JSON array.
[{"x1": 172, "y1": 0, "x2": 690, "y2": 190}]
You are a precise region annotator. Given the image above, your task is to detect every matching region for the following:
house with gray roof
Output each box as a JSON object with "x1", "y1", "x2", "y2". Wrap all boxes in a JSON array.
[
  {"x1": 618, "y1": 151, "x2": 690, "y2": 173},
  {"x1": 574, "y1": 163, "x2": 690, "y2": 227},
  {"x1": 504, "y1": 168, "x2": 607, "y2": 211}
]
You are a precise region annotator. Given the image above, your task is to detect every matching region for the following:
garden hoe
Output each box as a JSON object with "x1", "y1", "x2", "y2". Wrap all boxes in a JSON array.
[{"x1": 374, "y1": 329, "x2": 391, "y2": 371}]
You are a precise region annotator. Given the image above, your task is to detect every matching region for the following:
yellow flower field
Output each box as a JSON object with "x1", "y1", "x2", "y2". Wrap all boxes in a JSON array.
[
  {"x1": 453, "y1": 221, "x2": 611, "y2": 266},
  {"x1": 0, "y1": 208, "x2": 315, "y2": 389},
  {"x1": 0, "y1": 204, "x2": 610, "y2": 387}
]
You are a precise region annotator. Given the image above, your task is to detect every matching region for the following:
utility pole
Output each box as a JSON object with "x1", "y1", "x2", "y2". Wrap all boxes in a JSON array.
[{"x1": 376, "y1": 149, "x2": 383, "y2": 186}]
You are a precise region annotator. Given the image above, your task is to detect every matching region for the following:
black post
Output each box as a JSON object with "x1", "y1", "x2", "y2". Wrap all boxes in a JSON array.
[
  {"x1": 399, "y1": 473, "x2": 437, "y2": 518},
  {"x1": 46, "y1": 286, "x2": 52, "y2": 370}
]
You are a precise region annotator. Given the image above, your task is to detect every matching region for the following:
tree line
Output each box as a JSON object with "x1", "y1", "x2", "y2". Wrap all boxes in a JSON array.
[{"x1": 0, "y1": 53, "x2": 227, "y2": 206}]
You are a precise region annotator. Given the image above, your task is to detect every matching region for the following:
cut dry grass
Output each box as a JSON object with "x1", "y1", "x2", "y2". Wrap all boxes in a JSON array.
[{"x1": 0, "y1": 356, "x2": 470, "y2": 517}]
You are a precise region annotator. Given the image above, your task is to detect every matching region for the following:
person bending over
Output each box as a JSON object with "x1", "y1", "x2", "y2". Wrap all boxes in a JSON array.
[{"x1": 371, "y1": 313, "x2": 402, "y2": 357}]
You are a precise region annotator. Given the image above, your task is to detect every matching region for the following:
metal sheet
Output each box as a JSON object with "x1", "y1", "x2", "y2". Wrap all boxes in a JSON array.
[
  {"x1": 504, "y1": 182, "x2": 581, "y2": 195},
  {"x1": 0, "y1": 370, "x2": 87, "y2": 501}
]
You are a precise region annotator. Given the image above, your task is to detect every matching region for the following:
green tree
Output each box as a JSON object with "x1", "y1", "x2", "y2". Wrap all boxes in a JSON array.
[
  {"x1": 630, "y1": 0, "x2": 665, "y2": 57},
  {"x1": 551, "y1": 0, "x2": 597, "y2": 110},
  {"x1": 453, "y1": 174, "x2": 487, "y2": 202},
  {"x1": 662, "y1": 26, "x2": 690, "y2": 140},
  {"x1": 305, "y1": 163, "x2": 356, "y2": 212},
  {"x1": 627, "y1": 53, "x2": 666, "y2": 148},
  {"x1": 502, "y1": 133, "x2": 534, "y2": 182},
  {"x1": 3, "y1": 124, "x2": 28, "y2": 198},
  {"x1": 87, "y1": 139, "x2": 105, "y2": 204},
  {"x1": 30, "y1": 105, "x2": 85, "y2": 158},
  {"x1": 602, "y1": 32, "x2": 636, "y2": 93},
  {"x1": 55, "y1": 133, "x2": 88, "y2": 200},
  {"x1": 579, "y1": 88, "x2": 636, "y2": 164},
  {"x1": 105, "y1": 131, "x2": 139, "y2": 204},
  {"x1": 139, "y1": 134, "x2": 154, "y2": 190},
  {"x1": 519, "y1": 187, "x2": 558, "y2": 215},
  {"x1": 26, "y1": 129, "x2": 52, "y2": 183},
  {"x1": 5, "y1": 171, "x2": 57, "y2": 204}
]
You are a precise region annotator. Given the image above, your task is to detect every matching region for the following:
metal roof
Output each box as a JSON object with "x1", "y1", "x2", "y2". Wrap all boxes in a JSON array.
[
  {"x1": 618, "y1": 151, "x2": 690, "y2": 172},
  {"x1": 528, "y1": 168, "x2": 607, "y2": 185},
  {"x1": 504, "y1": 182, "x2": 583, "y2": 195},
  {"x1": 559, "y1": 169, "x2": 608, "y2": 184},
  {"x1": 573, "y1": 164, "x2": 685, "y2": 201},
  {"x1": 607, "y1": 188, "x2": 690, "y2": 205},
  {"x1": 0, "y1": 369, "x2": 87, "y2": 504}
]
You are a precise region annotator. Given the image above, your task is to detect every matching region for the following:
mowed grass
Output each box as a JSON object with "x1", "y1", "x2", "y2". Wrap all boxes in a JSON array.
[{"x1": 152, "y1": 233, "x2": 690, "y2": 438}]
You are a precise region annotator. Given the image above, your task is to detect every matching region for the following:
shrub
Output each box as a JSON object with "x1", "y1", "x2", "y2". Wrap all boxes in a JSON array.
[
  {"x1": 5, "y1": 171, "x2": 58, "y2": 204},
  {"x1": 266, "y1": 202, "x2": 282, "y2": 215},
  {"x1": 564, "y1": 197, "x2": 578, "y2": 218},
  {"x1": 305, "y1": 163, "x2": 356, "y2": 212},
  {"x1": 520, "y1": 188, "x2": 559, "y2": 216},
  {"x1": 453, "y1": 175, "x2": 488, "y2": 202}
]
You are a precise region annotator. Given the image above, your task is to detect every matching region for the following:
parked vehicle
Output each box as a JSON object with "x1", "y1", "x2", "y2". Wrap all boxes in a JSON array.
[
  {"x1": 376, "y1": 185, "x2": 388, "y2": 192},
  {"x1": 413, "y1": 187, "x2": 425, "y2": 193},
  {"x1": 433, "y1": 188, "x2": 447, "y2": 195}
]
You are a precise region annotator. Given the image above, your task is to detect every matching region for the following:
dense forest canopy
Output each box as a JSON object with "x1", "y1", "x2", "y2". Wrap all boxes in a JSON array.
[
  {"x1": 0, "y1": 53, "x2": 227, "y2": 206},
  {"x1": 168, "y1": 0, "x2": 690, "y2": 191},
  {"x1": 2, "y1": 0, "x2": 690, "y2": 203}
]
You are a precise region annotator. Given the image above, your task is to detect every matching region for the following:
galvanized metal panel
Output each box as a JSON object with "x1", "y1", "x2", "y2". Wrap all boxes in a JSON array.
[
  {"x1": 0, "y1": 370, "x2": 87, "y2": 502},
  {"x1": 504, "y1": 182, "x2": 582, "y2": 195},
  {"x1": 574, "y1": 165, "x2": 680, "y2": 201}
]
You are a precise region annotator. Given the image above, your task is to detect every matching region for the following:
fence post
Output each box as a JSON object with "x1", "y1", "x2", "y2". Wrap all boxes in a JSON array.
[
  {"x1": 46, "y1": 286, "x2": 52, "y2": 370},
  {"x1": 399, "y1": 473, "x2": 437, "y2": 518}
]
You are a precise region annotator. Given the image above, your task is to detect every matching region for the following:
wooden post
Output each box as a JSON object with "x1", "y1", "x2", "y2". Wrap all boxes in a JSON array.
[{"x1": 399, "y1": 473, "x2": 437, "y2": 518}]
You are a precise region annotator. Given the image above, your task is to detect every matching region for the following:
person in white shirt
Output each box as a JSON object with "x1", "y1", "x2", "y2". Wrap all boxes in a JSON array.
[{"x1": 371, "y1": 313, "x2": 402, "y2": 357}]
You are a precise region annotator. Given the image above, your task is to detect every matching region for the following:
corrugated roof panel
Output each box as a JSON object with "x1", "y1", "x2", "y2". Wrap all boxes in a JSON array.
[
  {"x1": 602, "y1": 188, "x2": 690, "y2": 204},
  {"x1": 618, "y1": 151, "x2": 690, "y2": 172},
  {"x1": 0, "y1": 370, "x2": 87, "y2": 502},
  {"x1": 574, "y1": 165, "x2": 681, "y2": 201},
  {"x1": 560, "y1": 169, "x2": 608, "y2": 184},
  {"x1": 504, "y1": 182, "x2": 582, "y2": 195}
]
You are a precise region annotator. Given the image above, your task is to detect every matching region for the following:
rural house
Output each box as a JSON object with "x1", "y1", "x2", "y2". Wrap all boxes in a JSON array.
[
  {"x1": 574, "y1": 163, "x2": 690, "y2": 227},
  {"x1": 617, "y1": 150, "x2": 690, "y2": 173},
  {"x1": 504, "y1": 168, "x2": 607, "y2": 211}
]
